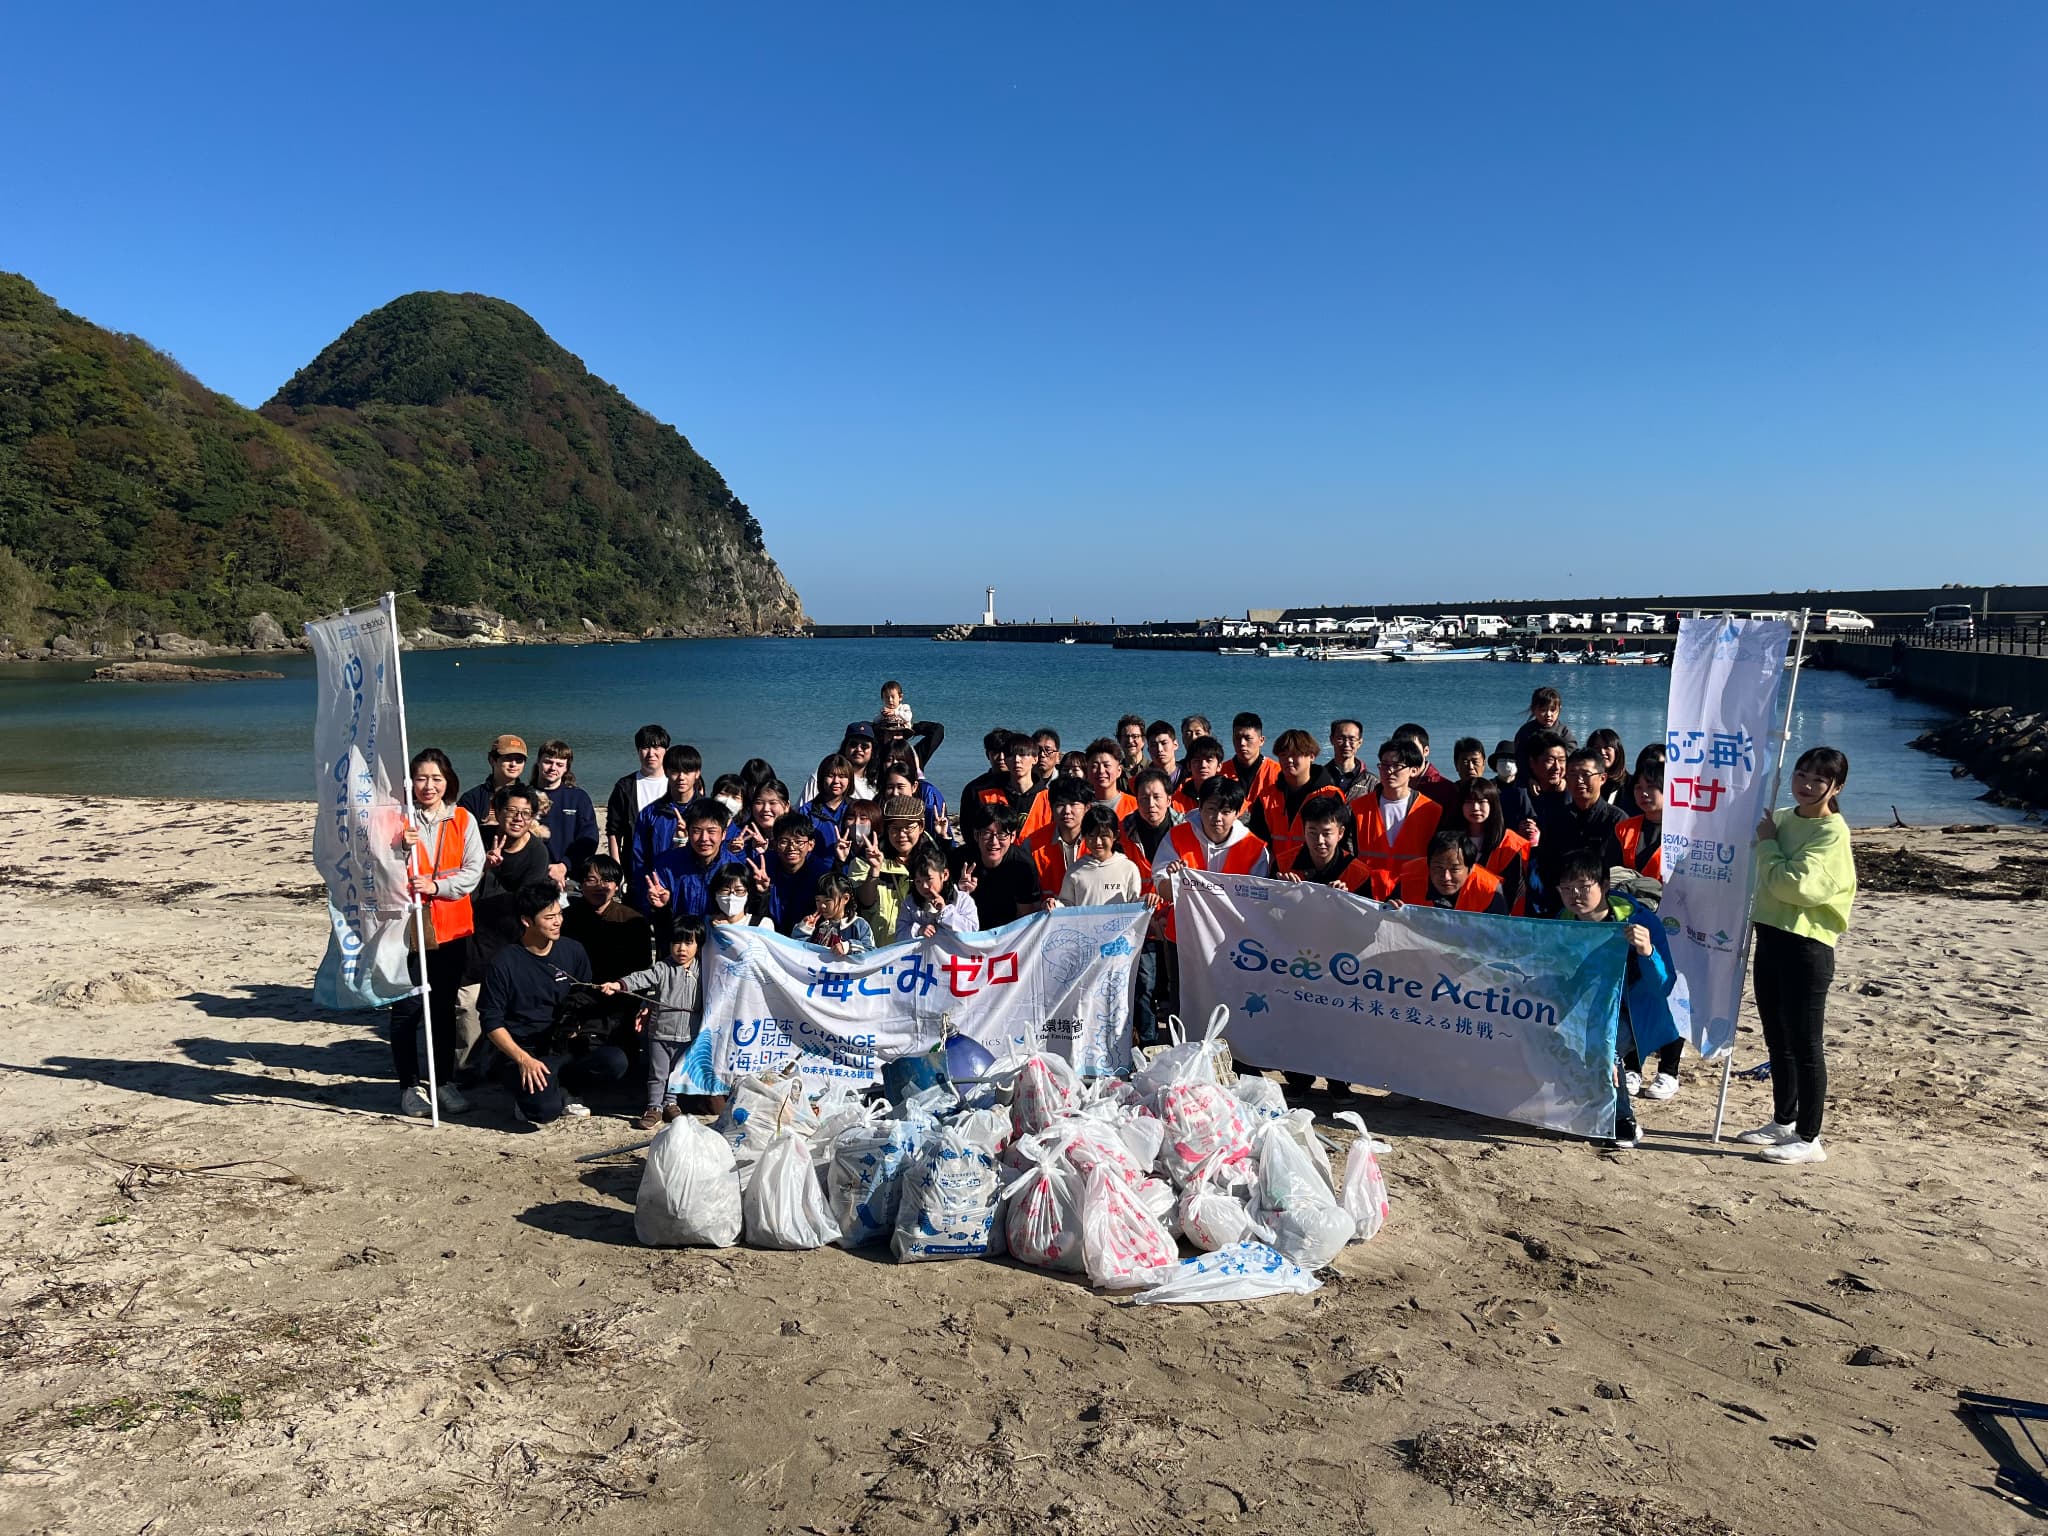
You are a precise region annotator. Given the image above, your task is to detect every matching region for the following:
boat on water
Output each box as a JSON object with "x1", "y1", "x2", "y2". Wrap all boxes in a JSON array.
[
  {"x1": 1058, "y1": 637, "x2": 1076, "y2": 645},
  {"x1": 1383, "y1": 646, "x2": 1502, "y2": 664}
]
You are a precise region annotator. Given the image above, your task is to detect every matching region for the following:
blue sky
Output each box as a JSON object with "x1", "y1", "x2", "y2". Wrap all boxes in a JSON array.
[{"x1": 5, "y1": 4, "x2": 2041, "y2": 623}]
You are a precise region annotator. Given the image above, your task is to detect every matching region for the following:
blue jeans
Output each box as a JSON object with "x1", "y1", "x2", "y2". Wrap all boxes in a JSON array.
[{"x1": 496, "y1": 1044, "x2": 630, "y2": 1124}]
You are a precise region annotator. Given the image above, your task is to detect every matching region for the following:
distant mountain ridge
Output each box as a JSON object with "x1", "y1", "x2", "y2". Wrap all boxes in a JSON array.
[{"x1": 0, "y1": 274, "x2": 803, "y2": 648}]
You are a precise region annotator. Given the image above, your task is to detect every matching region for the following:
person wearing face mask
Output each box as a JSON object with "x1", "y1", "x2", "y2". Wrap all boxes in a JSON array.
[
  {"x1": 709, "y1": 774, "x2": 749, "y2": 825},
  {"x1": 606, "y1": 724, "x2": 670, "y2": 867},
  {"x1": 706, "y1": 868, "x2": 769, "y2": 928}
]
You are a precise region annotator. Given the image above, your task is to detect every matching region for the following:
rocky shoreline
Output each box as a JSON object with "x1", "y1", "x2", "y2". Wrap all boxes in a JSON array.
[
  {"x1": 1, "y1": 604, "x2": 806, "y2": 666},
  {"x1": 1911, "y1": 705, "x2": 2048, "y2": 811}
]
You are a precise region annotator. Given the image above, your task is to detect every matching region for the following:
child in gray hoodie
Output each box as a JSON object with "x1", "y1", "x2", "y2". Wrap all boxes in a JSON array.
[{"x1": 603, "y1": 917, "x2": 704, "y2": 1129}]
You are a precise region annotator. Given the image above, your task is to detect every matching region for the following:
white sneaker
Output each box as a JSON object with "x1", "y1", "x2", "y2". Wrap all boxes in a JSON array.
[
  {"x1": 561, "y1": 1101, "x2": 592, "y2": 1118},
  {"x1": 436, "y1": 1083, "x2": 470, "y2": 1115},
  {"x1": 1760, "y1": 1137, "x2": 1826, "y2": 1165},
  {"x1": 398, "y1": 1085, "x2": 433, "y2": 1118},
  {"x1": 1644, "y1": 1073, "x2": 1680, "y2": 1101},
  {"x1": 1734, "y1": 1120, "x2": 1798, "y2": 1146},
  {"x1": 1624, "y1": 1070, "x2": 1642, "y2": 1097}
]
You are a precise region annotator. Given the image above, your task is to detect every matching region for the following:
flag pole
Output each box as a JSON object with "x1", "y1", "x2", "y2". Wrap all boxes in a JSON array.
[
  {"x1": 1711, "y1": 608, "x2": 1810, "y2": 1142},
  {"x1": 386, "y1": 591, "x2": 441, "y2": 1130}
]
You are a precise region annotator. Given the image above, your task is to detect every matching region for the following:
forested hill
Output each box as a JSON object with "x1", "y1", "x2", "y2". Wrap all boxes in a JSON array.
[{"x1": 0, "y1": 274, "x2": 803, "y2": 647}]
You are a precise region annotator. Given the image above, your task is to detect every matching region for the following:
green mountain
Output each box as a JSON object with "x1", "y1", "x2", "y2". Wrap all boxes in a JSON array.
[{"x1": 0, "y1": 274, "x2": 804, "y2": 646}]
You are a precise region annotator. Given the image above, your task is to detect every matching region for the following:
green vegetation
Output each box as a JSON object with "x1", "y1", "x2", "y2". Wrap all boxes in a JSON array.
[
  {"x1": 0, "y1": 275, "x2": 802, "y2": 645},
  {"x1": 64, "y1": 1388, "x2": 245, "y2": 1431}
]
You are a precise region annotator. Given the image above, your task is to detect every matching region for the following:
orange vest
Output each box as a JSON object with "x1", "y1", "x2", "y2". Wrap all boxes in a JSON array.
[
  {"x1": 1393, "y1": 858, "x2": 1505, "y2": 913},
  {"x1": 1252, "y1": 780, "x2": 1344, "y2": 871},
  {"x1": 969, "y1": 782, "x2": 1051, "y2": 842},
  {"x1": 1116, "y1": 816, "x2": 1170, "y2": 899},
  {"x1": 1352, "y1": 793, "x2": 1443, "y2": 874},
  {"x1": 411, "y1": 807, "x2": 477, "y2": 944},
  {"x1": 1171, "y1": 777, "x2": 1216, "y2": 817},
  {"x1": 1158, "y1": 821, "x2": 1268, "y2": 942},
  {"x1": 1224, "y1": 756, "x2": 1280, "y2": 804},
  {"x1": 1024, "y1": 826, "x2": 1078, "y2": 900},
  {"x1": 1480, "y1": 827, "x2": 1532, "y2": 915},
  {"x1": 1097, "y1": 791, "x2": 1137, "y2": 821},
  {"x1": 1617, "y1": 816, "x2": 1663, "y2": 878}
]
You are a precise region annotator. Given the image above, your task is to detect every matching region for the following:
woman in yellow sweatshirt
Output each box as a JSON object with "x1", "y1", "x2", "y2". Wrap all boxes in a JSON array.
[{"x1": 1737, "y1": 748, "x2": 1857, "y2": 1165}]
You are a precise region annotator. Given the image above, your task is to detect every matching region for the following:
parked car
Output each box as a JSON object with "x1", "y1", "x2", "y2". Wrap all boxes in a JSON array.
[
  {"x1": 1462, "y1": 613, "x2": 1511, "y2": 638},
  {"x1": 1597, "y1": 612, "x2": 1622, "y2": 632},
  {"x1": 1823, "y1": 609, "x2": 1876, "y2": 633},
  {"x1": 1925, "y1": 604, "x2": 1976, "y2": 640},
  {"x1": 1750, "y1": 609, "x2": 1796, "y2": 624},
  {"x1": 1622, "y1": 611, "x2": 1665, "y2": 634}
]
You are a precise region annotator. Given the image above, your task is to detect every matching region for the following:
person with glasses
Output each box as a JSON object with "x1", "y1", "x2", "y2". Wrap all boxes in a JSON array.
[
  {"x1": 1350, "y1": 738, "x2": 1444, "y2": 895},
  {"x1": 463, "y1": 782, "x2": 558, "y2": 1010},
  {"x1": 1534, "y1": 748, "x2": 1629, "y2": 922},
  {"x1": 457, "y1": 734, "x2": 531, "y2": 850},
  {"x1": 1326, "y1": 719, "x2": 1377, "y2": 801}
]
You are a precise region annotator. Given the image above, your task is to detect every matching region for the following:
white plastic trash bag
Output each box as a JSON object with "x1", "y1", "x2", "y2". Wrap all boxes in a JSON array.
[
  {"x1": 1332, "y1": 1111, "x2": 1391, "y2": 1241},
  {"x1": 1131, "y1": 1005, "x2": 1232, "y2": 1108},
  {"x1": 1131, "y1": 1241, "x2": 1323, "y2": 1305},
  {"x1": 1157, "y1": 1081, "x2": 1256, "y2": 1189},
  {"x1": 1078, "y1": 1165, "x2": 1178, "y2": 1290},
  {"x1": 1233, "y1": 1073, "x2": 1288, "y2": 1120},
  {"x1": 742, "y1": 1129, "x2": 842, "y2": 1250},
  {"x1": 1279, "y1": 1108, "x2": 1337, "y2": 1193},
  {"x1": 1251, "y1": 1120, "x2": 1352, "y2": 1269},
  {"x1": 1135, "y1": 1176, "x2": 1182, "y2": 1240},
  {"x1": 1009, "y1": 1054, "x2": 1079, "y2": 1138},
  {"x1": 634, "y1": 1118, "x2": 742, "y2": 1248},
  {"x1": 1003, "y1": 1136, "x2": 1086, "y2": 1271},
  {"x1": 827, "y1": 1115, "x2": 923, "y2": 1249},
  {"x1": 892, "y1": 1122, "x2": 1001, "y2": 1262},
  {"x1": 716, "y1": 1069, "x2": 816, "y2": 1190},
  {"x1": 1177, "y1": 1149, "x2": 1262, "y2": 1252}
]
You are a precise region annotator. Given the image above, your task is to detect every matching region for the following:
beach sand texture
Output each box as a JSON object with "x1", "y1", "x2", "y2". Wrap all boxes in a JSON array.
[{"x1": 0, "y1": 792, "x2": 2043, "y2": 1536}]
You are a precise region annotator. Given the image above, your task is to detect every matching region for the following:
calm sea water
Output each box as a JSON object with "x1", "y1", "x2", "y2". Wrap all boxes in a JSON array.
[{"x1": 0, "y1": 638, "x2": 2019, "y2": 828}]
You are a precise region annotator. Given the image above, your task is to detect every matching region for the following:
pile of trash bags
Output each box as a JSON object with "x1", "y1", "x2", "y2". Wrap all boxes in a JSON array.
[{"x1": 633, "y1": 1007, "x2": 1391, "y2": 1304}]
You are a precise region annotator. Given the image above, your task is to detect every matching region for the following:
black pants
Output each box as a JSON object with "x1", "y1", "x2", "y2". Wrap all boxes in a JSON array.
[
  {"x1": 1752, "y1": 922, "x2": 1834, "y2": 1141},
  {"x1": 391, "y1": 938, "x2": 468, "y2": 1090},
  {"x1": 1624, "y1": 1040, "x2": 1684, "y2": 1078}
]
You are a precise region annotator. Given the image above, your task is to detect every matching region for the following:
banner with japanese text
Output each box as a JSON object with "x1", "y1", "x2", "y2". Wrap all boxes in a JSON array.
[
  {"x1": 1176, "y1": 871, "x2": 1628, "y2": 1139},
  {"x1": 1660, "y1": 615, "x2": 1790, "y2": 1056},
  {"x1": 677, "y1": 904, "x2": 1152, "y2": 1093},
  {"x1": 308, "y1": 599, "x2": 416, "y2": 1009}
]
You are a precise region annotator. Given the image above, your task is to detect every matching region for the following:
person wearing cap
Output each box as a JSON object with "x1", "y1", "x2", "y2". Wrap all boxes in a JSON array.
[
  {"x1": 1489, "y1": 739, "x2": 1520, "y2": 789},
  {"x1": 850, "y1": 795, "x2": 936, "y2": 940},
  {"x1": 800, "y1": 723, "x2": 878, "y2": 805},
  {"x1": 457, "y1": 734, "x2": 530, "y2": 843}
]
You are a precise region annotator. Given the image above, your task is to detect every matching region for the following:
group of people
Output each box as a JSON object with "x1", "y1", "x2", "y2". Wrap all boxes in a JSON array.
[{"x1": 387, "y1": 678, "x2": 1856, "y2": 1164}]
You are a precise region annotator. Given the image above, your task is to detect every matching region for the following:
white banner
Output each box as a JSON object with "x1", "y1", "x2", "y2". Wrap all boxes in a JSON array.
[
  {"x1": 1660, "y1": 615, "x2": 1790, "y2": 1056},
  {"x1": 1176, "y1": 871, "x2": 1628, "y2": 1139},
  {"x1": 679, "y1": 904, "x2": 1153, "y2": 1092},
  {"x1": 308, "y1": 599, "x2": 416, "y2": 1009}
]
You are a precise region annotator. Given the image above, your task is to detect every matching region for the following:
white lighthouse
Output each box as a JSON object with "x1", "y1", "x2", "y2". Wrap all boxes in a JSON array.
[{"x1": 982, "y1": 586, "x2": 996, "y2": 626}]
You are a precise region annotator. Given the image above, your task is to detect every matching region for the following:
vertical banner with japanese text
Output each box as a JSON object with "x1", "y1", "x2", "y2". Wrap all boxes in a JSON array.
[
  {"x1": 1175, "y1": 871, "x2": 1629, "y2": 1139},
  {"x1": 678, "y1": 904, "x2": 1152, "y2": 1092},
  {"x1": 1660, "y1": 615, "x2": 1790, "y2": 1056},
  {"x1": 308, "y1": 602, "x2": 416, "y2": 1009}
]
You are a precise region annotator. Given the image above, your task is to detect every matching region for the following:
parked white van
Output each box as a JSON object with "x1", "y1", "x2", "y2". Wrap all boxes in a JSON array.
[
  {"x1": 1463, "y1": 614, "x2": 1511, "y2": 638},
  {"x1": 1823, "y1": 609, "x2": 1876, "y2": 633},
  {"x1": 1622, "y1": 611, "x2": 1665, "y2": 634}
]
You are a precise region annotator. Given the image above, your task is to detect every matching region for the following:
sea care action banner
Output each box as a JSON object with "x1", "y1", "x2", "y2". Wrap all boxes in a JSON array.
[
  {"x1": 1176, "y1": 871, "x2": 1629, "y2": 1139},
  {"x1": 1660, "y1": 615, "x2": 1791, "y2": 1056},
  {"x1": 678, "y1": 904, "x2": 1153, "y2": 1093},
  {"x1": 307, "y1": 600, "x2": 416, "y2": 1009}
]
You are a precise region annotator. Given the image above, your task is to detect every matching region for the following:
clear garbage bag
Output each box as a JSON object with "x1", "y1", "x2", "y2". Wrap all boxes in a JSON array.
[
  {"x1": 1332, "y1": 1111, "x2": 1391, "y2": 1242},
  {"x1": 1131, "y1": 1241, "x2": 1323, "y2": 1305},
  {"x1": 742, "y1": 1128, "x2": 842, "y2": 1250},
  {"x1": 1251, "y1": 1120, "x2": 1352, "y2": 1269},
  {"x1": 1078, "y1": 1164, "x2": 1179, "y2": 1290},
  {"x1": 634, "y1": 1117, "x2": 742, "y2": 1248}
]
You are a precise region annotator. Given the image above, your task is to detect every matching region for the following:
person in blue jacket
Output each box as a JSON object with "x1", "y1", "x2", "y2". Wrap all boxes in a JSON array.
[
  {"x1": 639, "y1": 800, "x2": 738, "y2": 943},
  {"x1": 749, "y1": 812, "x2": 848, "y2": 934},
  {"x1": 1553, "y1": 846, "x2": 1680, "y2": 1150},
  {"x1": 529, "y1": 738, "x2": 600, "y2": 887}
]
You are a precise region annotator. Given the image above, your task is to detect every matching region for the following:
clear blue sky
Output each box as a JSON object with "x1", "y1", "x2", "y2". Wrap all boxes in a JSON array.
[{"x1": 5, "y1": 4, "x2": 2042, "y2": 623}]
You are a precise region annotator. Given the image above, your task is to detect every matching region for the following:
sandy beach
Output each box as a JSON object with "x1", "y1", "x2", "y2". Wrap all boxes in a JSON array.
[{"x1": 1, "y1": 790, "x2": 2044, "y2": 1536}]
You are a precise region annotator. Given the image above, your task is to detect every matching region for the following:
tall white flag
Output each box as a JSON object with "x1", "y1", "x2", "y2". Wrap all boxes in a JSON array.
[
  {"x1": 307, "y1": 598, "x2": 416, "y2": 1009},
  {"x1": 1660, "y1": 616, "x2": 1790, "y2": 1055}
]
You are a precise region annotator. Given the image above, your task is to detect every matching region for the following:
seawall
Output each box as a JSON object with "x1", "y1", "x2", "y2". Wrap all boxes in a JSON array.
[{"x1": 1825, "y1": 638, "x2": 2048, "y2": 716}]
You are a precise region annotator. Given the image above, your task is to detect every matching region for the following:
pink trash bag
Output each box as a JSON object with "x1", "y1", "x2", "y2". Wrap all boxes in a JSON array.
[
  {"x1": 1078, "y1": 1165, "x2": 1179, "y2": 1291},
  {"x1": 1157, "y1": 1080, "x2": 1256, "y2": 1190}
]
